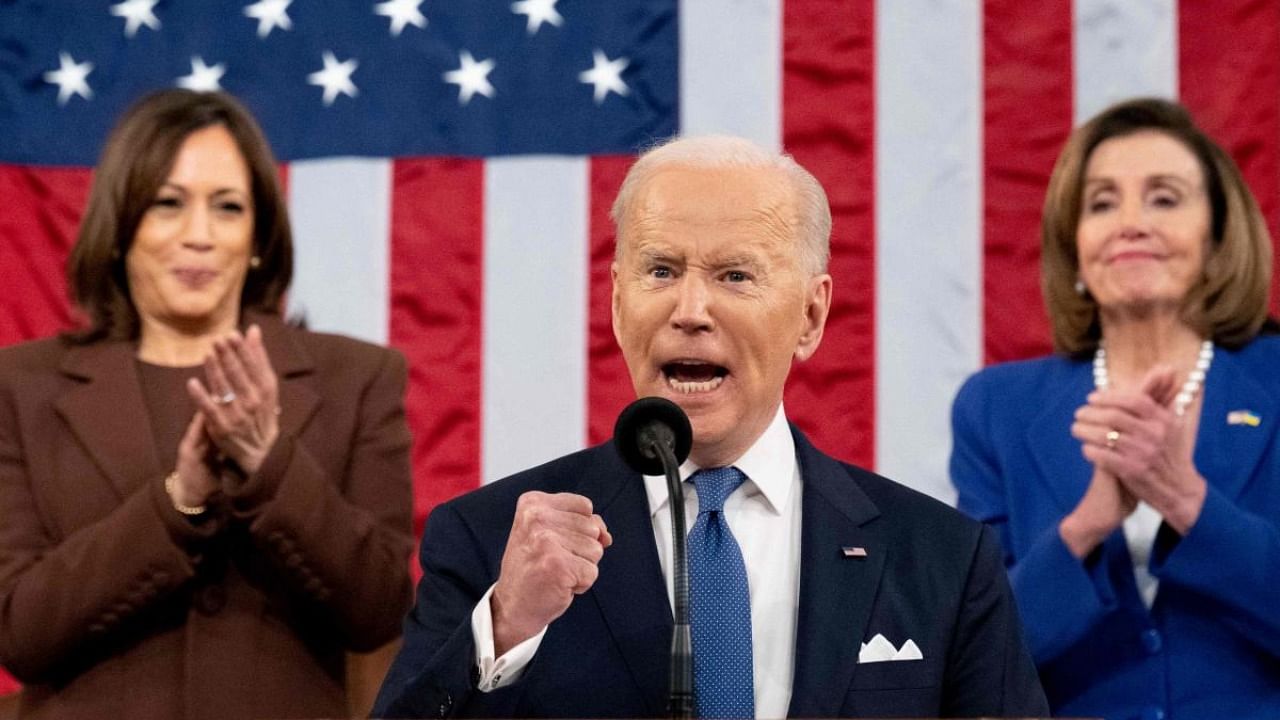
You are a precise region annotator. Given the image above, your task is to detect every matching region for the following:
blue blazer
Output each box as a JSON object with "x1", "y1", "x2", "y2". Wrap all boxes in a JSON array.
[
  {"x1": 951, "y1": 336, "x2": 1280, "y2": 720},
  {"x1": 373, "y1": 426, "x2": 1046, "y2": 718}
]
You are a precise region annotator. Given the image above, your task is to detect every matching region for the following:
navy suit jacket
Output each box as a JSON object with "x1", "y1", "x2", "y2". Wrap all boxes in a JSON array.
[
  {"x1": 374, "y1": 426, "x2": 1046, "y2": 718},
  {"x1": 951, "y1": 336, "x2": 1280, "y2": 719}
]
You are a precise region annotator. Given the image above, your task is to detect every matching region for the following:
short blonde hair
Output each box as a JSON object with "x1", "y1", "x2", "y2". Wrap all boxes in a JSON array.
[
  {"x1": 1041, "y1": 97, "x2": 1272, "y2": 355},
  {"x1": 610, "y1": 135, "x2": 831, "y2": 276}
]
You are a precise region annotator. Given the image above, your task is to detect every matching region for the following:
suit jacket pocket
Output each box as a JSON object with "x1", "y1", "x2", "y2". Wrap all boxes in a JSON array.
[{"x1": 848, "y1": 657, "x2": 940, "y2": 690}]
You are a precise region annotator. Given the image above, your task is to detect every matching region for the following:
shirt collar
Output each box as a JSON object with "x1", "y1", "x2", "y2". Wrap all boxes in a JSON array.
[{"x1": 644, "y1": 404, "x2": 797, "y2": 518}]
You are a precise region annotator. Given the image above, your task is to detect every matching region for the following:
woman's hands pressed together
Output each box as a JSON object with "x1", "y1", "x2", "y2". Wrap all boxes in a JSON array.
[
  {"x1": 1064, "y1": 365, "x2": 1208, "y2": 557},
  {"x1": 168, "y1": 324, "x2": 282, "y2": 510},
  {"x1": 188, "y1": 324, "x2": 281, "y2": 475}
]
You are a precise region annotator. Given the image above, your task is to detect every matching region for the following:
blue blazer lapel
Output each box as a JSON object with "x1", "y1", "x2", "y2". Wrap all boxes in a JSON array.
[
  {"x1": 1025, "y1": 361, "x2": 1094, "y2": 513},
  {"x1": 1195, "y1": 345, "x2": 1279, "y2": 501},
  {"x1": 582, "y1": 446, "x2": 671, "y2": 717},
  {"x1": 787, "y1": 429, "x2": 885, "y2": 718}
]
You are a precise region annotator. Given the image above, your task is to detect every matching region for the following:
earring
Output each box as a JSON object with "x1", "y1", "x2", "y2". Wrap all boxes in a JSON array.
[
  {"x1": 1074, "y1": 278, "x2": 1087, "y2": 296},
  {"x1": 249, "y1": 255, "x2": 261, "y2": 269}
]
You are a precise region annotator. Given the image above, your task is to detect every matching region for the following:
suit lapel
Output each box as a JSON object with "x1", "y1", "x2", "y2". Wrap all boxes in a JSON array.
[
  {"x1": 252, "y1": 314, "x2": 320, "y2": 439},
  {"x1": 583, "y1": 446, "x2": 671, "y2": 717},
  {"x1": 53, "y1": 341, "x2": 161, "y2": 498},
  {"x1": 1195, "y1": 346, "x2": 1278, "y2": 501},
  {"x1": 1026, "y1": 362, "x2": 1094, "y2": 512},
  {"x1": 787, "y1": 430, "x2": 885, "y2": 718}
]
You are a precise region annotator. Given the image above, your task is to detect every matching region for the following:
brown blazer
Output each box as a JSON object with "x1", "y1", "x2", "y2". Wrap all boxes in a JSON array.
[{"x1": 0, "y1": 315, "x2": 415, "y2": 720}]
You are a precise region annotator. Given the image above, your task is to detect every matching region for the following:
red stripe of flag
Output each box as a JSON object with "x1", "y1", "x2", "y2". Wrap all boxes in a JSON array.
[
  {"x1": 388, "y1": 158, "x2": 484, "y2": 538},
  {"x1": 1179, "y1": 0, "x2": 1280, "y2": 315},
  {"x1": 982, "y1": 0, "x2": 1071, "y2": 363},
  {"x1": 783, "y1": 0, "x2": 877, "y2": 468},
  {"x1": 0, "y1": 166, "x2": 89, "y2": 345},
  {"x1": 586, "y1": 156, "x2": 637, "y2": 446}
]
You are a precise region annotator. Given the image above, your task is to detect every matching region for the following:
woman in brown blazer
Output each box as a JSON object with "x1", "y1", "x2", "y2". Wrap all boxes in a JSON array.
[{"x1": 0, "y1": 90, "x2": 415, "y2": 719}]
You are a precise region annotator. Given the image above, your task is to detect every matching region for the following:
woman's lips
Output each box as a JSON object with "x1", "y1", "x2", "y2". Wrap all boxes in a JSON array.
[
  {"x1": 1107, "y1": 250, "x2": 1163, "y2": 263},
  {"x1": 172, "y1": 268, "x2": 217, "y2": 287}
]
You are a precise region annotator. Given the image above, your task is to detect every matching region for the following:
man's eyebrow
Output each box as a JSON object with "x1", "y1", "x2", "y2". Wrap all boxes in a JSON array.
[
  {"x1": 710, "y1": 252, "x2": 761, "y2": 268},
  {"x1": 631, "y1": 248, "x2": 680, "y2": 268}
]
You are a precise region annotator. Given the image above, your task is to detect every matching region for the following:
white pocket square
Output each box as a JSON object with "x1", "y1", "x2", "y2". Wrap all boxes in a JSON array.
[{"x1": 858, "y1": 633, "x2": 923, "y2": 663}]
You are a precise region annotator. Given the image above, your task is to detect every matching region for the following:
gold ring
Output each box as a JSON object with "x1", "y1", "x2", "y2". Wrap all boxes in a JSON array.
[{"x1": 1105, "y1": 429, "x2": 1121, "y2": 449}]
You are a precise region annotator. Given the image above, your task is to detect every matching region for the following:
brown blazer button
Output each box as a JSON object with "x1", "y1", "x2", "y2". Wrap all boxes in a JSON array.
[
  {"x1": 88, "y1": 622, "x2": 106, "y2": 634},
  {"x1": 196, "y1": 585, "x2": 227, "y2": 615},
  {"x1": 304, "y1": 577, "x2": 323, "y2": 594},
  {"x1": 285, "y1": 553, "x2": 304, "y2": 569}
]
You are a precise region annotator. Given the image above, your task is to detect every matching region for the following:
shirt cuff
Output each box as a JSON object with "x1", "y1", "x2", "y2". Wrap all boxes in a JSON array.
[{"x1": 471, "y1": 584, "x2": 547, "y2": 692}]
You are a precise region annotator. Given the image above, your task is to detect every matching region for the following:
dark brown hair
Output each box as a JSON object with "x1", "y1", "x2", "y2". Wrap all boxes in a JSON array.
[
  {"x1": 1041, "y1": 97, "x2": 1272, "y2": 355},
  {"x1": 67, "y1": 89, "x2": 292, "y2": 342}
]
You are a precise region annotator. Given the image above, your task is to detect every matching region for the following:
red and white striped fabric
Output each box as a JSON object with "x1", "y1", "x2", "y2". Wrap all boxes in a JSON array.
[{"x1": 3, "y1": 0, "x2": 1280, "y2": 695}]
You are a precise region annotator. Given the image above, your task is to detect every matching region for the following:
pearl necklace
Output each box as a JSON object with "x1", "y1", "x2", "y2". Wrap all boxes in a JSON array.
[{"x1": 1092, "y1": 339, "x2": 1214, "y2": 416}]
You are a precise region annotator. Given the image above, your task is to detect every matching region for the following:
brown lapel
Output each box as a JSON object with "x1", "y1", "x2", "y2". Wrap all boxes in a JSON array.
[
  {"x1": 249, "y1": 314, "x2": 321, "y2": 441},
  {"x1": 53, "y1": 340, "x2": 162, "y2": 499}
]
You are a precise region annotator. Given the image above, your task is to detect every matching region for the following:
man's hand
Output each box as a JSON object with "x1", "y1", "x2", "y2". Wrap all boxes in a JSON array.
[{"x1": 490, "y1": 492, "x2": 612, "y2": 656}]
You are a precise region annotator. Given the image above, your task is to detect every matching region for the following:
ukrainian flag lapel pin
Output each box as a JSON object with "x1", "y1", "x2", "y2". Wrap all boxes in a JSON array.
[{"x1": 1227, "y1": 410, "x2": 1262, "y2": 427}]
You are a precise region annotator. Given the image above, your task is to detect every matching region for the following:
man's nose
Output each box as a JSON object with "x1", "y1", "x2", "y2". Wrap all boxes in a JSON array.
[{"x1": 670, "y1": 274, "x2": 713, "y2": 333}]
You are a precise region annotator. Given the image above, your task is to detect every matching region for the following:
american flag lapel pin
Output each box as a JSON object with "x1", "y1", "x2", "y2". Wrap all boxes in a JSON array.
[{"x1": 842, "y1": 546, "x2": 868, "y2": 558}]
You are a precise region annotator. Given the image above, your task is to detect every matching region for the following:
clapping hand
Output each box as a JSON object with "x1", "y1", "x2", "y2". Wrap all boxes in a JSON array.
[
  {"x1": 186, "y1": 324, "x2": 281, "y2": 474},
  {"x1": 1071, "y1": 365, "x2": 1207, "y2": 535}
]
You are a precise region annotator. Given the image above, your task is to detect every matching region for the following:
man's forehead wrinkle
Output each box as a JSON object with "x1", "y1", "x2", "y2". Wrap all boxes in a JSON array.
[{"x1": 749, "y1": 199, "x2": 798, "y2": 246}]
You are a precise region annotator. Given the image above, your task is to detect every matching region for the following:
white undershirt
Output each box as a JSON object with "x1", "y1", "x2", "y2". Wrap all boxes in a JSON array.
[
  {"x1": 1124, "y1": 501, "x2": 1162, "y2": 608},
  {"x1": 471, "y1": 405, "x2": 803, "y2": 720}
]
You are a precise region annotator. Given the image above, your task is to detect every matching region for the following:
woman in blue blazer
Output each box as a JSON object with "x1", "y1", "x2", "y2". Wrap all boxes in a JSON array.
[{"x1": 952, "y1": 98, "x2": 1280, "y2": 720}]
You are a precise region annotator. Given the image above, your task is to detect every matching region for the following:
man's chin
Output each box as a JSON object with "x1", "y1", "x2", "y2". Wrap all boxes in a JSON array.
[{"x1": 684, "y1": 413, "x2": 744, "y2": 465}]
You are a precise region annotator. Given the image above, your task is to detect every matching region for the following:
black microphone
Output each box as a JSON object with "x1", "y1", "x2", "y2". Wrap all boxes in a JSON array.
[{"x1": 613, "y1": 397, "x2": 694, "y2": 720}]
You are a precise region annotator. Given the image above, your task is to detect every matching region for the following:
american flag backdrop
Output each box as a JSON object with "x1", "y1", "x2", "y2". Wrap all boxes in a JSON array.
[{"x1": 3, "y1": 0, "x2": 1280, "y2": 696}]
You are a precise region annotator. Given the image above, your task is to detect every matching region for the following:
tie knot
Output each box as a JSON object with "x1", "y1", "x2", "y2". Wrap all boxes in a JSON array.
[{"x1": 691, "y1": 466, "x2": 746, "y2": 514}]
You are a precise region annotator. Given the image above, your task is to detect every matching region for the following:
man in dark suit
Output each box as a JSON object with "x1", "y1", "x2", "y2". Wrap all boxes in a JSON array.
[{"x1": 373, "y1": 136, "x2": 1048, "y2": 719}]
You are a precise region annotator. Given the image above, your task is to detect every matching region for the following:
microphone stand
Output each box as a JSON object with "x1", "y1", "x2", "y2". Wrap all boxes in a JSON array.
[{"x1": 643, "y1": 429, "x2": 693, "y2": 720}]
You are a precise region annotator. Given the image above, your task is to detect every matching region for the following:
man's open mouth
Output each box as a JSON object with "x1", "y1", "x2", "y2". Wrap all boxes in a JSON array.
[{"x1": 661, "y1": 361, "x2": 728, "y2": 394}]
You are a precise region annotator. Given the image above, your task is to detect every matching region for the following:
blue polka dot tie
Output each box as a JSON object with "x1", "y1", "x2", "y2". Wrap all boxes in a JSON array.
[{"x1": 688, "y1": 466, "x2": 755, "y2": 719}]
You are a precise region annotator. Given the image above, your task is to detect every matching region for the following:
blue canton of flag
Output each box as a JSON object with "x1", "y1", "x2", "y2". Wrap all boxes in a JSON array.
[{"x1": 0, "y1": 0, "x2": 679, "y2": 164}]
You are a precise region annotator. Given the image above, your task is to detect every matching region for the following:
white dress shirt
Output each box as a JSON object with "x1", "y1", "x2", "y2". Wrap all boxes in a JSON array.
[{"x1": 472, "y1": 405, "x2": 803, "y2": 719}]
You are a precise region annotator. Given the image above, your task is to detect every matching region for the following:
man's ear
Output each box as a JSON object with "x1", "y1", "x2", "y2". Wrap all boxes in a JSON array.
[{"x1": 794, "y1": 273, "x2": 832, "y2": 362}]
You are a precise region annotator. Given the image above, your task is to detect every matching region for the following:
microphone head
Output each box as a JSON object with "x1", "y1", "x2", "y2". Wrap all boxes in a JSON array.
[{"x1": 613, "y1": 397, "x2": 694, "y2": 475}]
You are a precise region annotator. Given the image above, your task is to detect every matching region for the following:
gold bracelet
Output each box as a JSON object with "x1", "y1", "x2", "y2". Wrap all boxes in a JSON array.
[{"x1": 164, "y1": 471, "x2": 207, "y2": 516}]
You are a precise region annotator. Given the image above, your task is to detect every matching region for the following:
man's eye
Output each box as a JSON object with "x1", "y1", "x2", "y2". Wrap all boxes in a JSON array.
[
  {"x1": 650, "y1": 266, "x2": 672, "y2": 279},
  {"x1": 725, "y1": 270, "x2": 748, "y2": 282}
]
